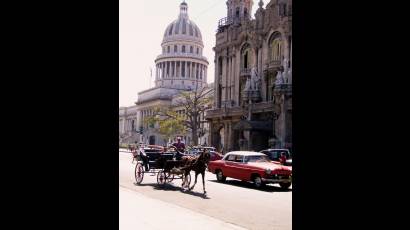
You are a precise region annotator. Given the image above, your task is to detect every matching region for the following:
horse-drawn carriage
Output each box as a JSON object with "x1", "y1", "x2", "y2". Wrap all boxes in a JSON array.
[{"x1": 133, "y1": 145, "x2": 192, "y2": 189}]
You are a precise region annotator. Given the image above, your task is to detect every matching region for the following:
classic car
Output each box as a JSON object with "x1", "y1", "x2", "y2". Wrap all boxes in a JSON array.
[
  {"x1": 260, "y1": 149, "x2": 292, "y2": 166},
  {"x1": 208, "y1": 151, "x2": 292, "y2": 189}
]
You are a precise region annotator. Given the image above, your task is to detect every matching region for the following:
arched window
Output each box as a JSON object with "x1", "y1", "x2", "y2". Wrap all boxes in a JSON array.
[
  {"x1": 268, "y1": 32, "x2": 283, "y2": 61},
  {"x1": 182, "y1": 45, "x2": 185, "y2": 53},
  {"x1": 241, "y1": 43, "x2": 252, "y2": 69}
]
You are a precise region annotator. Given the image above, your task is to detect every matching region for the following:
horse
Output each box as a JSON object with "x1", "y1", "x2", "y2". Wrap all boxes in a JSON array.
[{"x1": 180, "y1": 150, "x2": 211, "y2": 195}]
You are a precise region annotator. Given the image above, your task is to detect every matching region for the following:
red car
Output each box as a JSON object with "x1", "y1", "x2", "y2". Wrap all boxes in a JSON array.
[
  {"x1": 208, "y1": 151, "x2": 292, "y2": 189},
  {"x1": 209, "y1": 151, "x2": 223, "y2": 161}
]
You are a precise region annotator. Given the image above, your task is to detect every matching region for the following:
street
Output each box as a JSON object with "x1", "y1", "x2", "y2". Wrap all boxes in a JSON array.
[{"x1": 119, "y1": 151, "x2": 292, "y2": 230}]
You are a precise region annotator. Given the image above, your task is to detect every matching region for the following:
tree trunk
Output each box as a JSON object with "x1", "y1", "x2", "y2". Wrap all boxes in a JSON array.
[{"x1": 191, "y1": 129, "x2": 198, "y2": 146}]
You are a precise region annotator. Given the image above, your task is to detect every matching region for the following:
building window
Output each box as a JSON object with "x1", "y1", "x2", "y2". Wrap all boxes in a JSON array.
[
  {"x1": 236, "y1": 7, "x2": 240, "y2": 18},
  {"x1": 190, "y1": 46, "x2": 193, "y2": 53},
  {"x1": 197, "y1": 48, "x2": 199, "y2": 54},
  {"x1": 167, "y1": 46, "x2": 170, "y2": 53},
  {"x1": 241, "y1": 43, "x2": 252, "y2": 69},
  {"x1": 244, "y1": 8, "x2": 248, "y2": 18},
  {"x1": 182, "y1": 45, "x2": 185, "y2": 53},
  {"x1": 174, "y1": 45, "x2": 177, "y2": 53},
  {"x1": 182, "y1": 81, "x2": 184, "y2": 85},
  {"x1": 269, "y1": 32, "x2": 282, "y2": 61}
]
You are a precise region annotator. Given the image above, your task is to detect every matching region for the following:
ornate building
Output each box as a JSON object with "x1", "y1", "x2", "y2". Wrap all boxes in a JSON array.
[
  {"x1": 119, "y1": 1, "x2": 210, "y2": 146},
  {"x1": 206, "y1": 0, "x2": 292, "y2": 152}
]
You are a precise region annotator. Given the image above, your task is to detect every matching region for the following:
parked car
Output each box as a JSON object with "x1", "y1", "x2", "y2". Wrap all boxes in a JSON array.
[
  {"x1": 260, "y1": 149, "x2": 292, "y2": 166},
  {"x1": 187, "y1": 146, "x2": 222, "y2": 161},
  {"x1": 209, "y1": 151, "x2": 223, "y2": 161},
  {"x1": 208, "y1": 151, "x2": 292, "y2": 189}
]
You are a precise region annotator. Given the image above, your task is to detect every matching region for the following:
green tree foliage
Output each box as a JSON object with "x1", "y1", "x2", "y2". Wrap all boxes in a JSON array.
[{"x1": 144, "y1": 86, "x2": 213, "y2": 145}]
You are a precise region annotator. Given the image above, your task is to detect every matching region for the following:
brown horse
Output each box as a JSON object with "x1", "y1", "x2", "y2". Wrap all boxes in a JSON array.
[{"x1": 180, "y1": 150, "x2": 211, "y2": 195}]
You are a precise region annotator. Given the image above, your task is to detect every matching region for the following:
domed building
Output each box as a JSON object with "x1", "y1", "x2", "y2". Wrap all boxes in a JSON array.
[
  {"x1": 120, "y1": 1, "x2": 211, "y2": 146},
  {"x1": 154, "y1": 1, "x2": 208, "y2": 90}
]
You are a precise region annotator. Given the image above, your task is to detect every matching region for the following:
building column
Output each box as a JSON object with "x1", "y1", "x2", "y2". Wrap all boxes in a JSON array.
[
  {"x1": 174, "y1": 61, "x2": 176, "y2": 78},
  {"x1": 164, "y1": 62, "x2": 167, "y2": 78},
  {"x1": 162, "y1": 63, "x2": 165, "y2": 79},
  {"x1": 185, "y1": 61, "x2": 188, "y2": 78},
  {"x1": 224, "y1": 122, "x2": 229, "y2": 153},
  {"x1": 205, "y1": 66, "x2": 208, "y2": 82},
  {"x1": 179, "y1": 61, "x2": 182, "y2": 78},
  {"x1": 155, "y1": 64, "x2": 158, "y2": 80},
  {"x1": 190, "y1": 62, "x2": 193, "y2": 79},
  {"x1": 226, "y1": 58, "x2": 229, "y2": 101}
]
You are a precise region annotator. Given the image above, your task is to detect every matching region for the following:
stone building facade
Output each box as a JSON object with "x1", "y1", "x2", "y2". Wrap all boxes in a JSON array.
[
  {"x1": 119, "y1": 1, "x2": 210, "y2": 146},
  {"x1": 206, "y1": 0, "x2": 292, "y2": 152}
]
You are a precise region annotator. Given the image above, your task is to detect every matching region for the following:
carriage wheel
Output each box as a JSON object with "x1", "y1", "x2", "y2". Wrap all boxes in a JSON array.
[
  {"x1": 157, "y1": 170, "x2": 166, "y2": 186},
  {"x1": 135, "y1": 163, "x2": 144, "y2": 184},
  {"x1": 165, "y1": 172, "x2": 174, "y2": 183},
  {"x1": 182, "y1": 173, "x2": 191, "y2": 189}
]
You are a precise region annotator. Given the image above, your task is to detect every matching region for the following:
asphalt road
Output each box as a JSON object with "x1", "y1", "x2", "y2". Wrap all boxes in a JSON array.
[{"x1": 119, "y1": 151, "x2": 292, "y2": 230}]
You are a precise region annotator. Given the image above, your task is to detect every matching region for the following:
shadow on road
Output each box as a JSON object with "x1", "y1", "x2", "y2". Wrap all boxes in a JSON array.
[
  {"x1": 133, "y1": 182, "x2": 210, "y2": 199},
  {"x1": 207, "y1": 179, "x2": 292, "y2": 192}
]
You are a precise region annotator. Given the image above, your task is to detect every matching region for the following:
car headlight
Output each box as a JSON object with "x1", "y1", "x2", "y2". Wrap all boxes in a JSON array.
[{"x1": 265, "y1": 169, "x2": 272, "y2": 174}]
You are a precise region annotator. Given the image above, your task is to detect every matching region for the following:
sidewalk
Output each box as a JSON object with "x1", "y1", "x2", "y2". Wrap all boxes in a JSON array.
[{"x1": 119, "y1": 186, "x2": 247, "y2": 230}]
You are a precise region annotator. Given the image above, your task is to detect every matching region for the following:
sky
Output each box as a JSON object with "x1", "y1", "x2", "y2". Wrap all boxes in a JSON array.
[{"x1": 119, "y1": 0, "x2": 259, "y2": 107}]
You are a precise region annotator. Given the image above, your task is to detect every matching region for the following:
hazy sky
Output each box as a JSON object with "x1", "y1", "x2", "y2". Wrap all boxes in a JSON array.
[{"x1": 119, "y1": 0, "x2": 258, "y2": 107}]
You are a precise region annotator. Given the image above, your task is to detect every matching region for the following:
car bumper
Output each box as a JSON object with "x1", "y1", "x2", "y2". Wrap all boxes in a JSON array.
[{"x1": 262, "y1": 176, "x2": 292, "y2": 184}]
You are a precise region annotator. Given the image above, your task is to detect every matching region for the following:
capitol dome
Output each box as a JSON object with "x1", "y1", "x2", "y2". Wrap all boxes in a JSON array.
[
  {"x1": 154, "y1": 1, "x2": 208, "y2": 90},
  {"x1": 162, "y1": 3, "x2": 202, "y2": 45}
]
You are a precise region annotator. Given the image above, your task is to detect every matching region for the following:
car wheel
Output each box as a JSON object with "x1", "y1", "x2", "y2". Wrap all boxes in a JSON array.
[
  {"x1": 279, "y1": 182, "x2": 292, "y2": 189},
  {"x1": 216, "y1": 170, "x2": 226, "y2": 182},
  {"x1": 253, "y1": 175, "x2": 263, "y2": 189}
]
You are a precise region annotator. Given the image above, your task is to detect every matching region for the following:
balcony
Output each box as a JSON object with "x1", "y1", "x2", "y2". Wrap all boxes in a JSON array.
[
  {"x1": 240, "y1": 68, "x2": 251, "y2": 77},
  {"x1": 267, "y1": 60, "x2": 282, "y2": 70},
  {"x1": 217, "y1": 17, "x2": 233, "y2": 32},
  {"x1": 221, "y1": 100, "x2": 235, "y2": 108}
]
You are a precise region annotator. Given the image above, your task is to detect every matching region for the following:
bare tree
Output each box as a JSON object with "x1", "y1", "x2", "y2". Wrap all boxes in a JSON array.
[{"x1": 146, "y1": 86, "x2": 213, "y2": 146}]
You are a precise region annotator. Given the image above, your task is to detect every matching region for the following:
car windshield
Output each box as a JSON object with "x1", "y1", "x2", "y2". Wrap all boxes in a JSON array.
[
  {"x1": 271, "y1": 150, "x2": 291, "y2": 159},
  {"x1": 245, "y1": 155, "x2": 271, "y2": 163}
]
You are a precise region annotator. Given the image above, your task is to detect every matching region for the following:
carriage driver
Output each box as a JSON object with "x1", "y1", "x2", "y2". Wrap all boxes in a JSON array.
[{"x1": 172, "y1": 137, "x2": 185, "y2": 160}]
